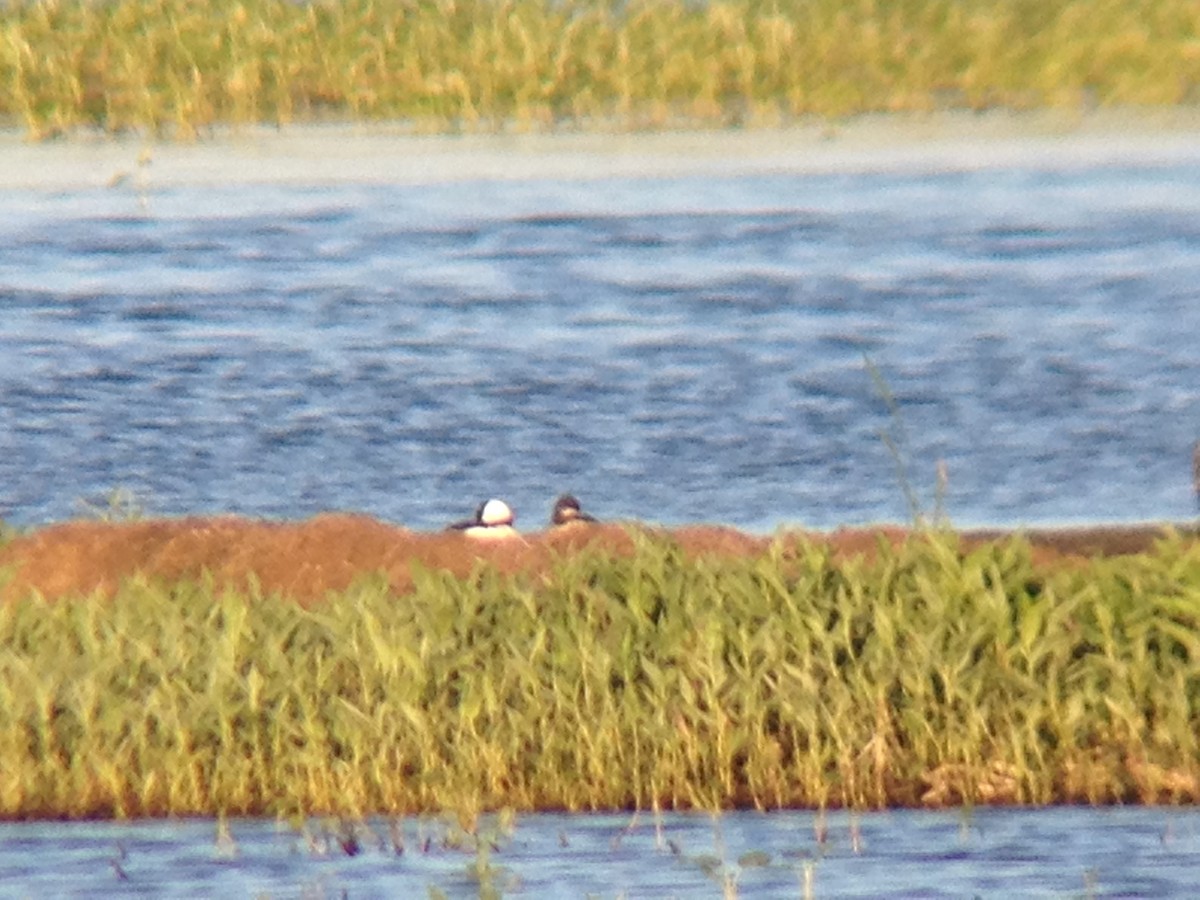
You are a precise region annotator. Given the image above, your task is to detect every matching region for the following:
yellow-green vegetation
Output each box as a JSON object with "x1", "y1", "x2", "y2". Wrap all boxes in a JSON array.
[
  {"x1": 2, "y1": 529, "x2": 1199, "y2": 820},
  {"x1": 2, "y1": 0, "x2": 1200, "y2": 139}
]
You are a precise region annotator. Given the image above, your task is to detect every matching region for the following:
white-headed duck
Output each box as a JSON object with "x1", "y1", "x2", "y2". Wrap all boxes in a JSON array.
[{"x1": 447, "y1": 498, "x2": 519, "y2": 540}]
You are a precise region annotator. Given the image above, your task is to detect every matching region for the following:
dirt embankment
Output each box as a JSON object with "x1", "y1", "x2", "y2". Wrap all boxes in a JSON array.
[{"x1": 0, "y1": 514, "x2": 1193, "y2": 604}]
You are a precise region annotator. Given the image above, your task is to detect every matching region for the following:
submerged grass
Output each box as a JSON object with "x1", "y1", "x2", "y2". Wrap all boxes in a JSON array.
[
  {"x1": 1, "y1": 527, "x2": 1199, "y2": 819},
  {"x1": 2, "y1": 0, "x2": 1200, "y2": 138}
]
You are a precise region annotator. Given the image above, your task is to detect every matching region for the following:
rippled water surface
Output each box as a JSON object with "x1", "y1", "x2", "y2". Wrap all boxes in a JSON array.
[
  {"x1": 2, "y1": 149, "x2": 1199, "y2": 531},
  {"x1": 2, "y1": 807, "x2": 1199, "y2": 897}
]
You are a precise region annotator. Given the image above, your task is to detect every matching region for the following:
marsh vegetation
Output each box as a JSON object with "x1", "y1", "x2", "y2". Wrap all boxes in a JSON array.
[
  {"x1": 3, "y1": 0, "x2": 1200, "y2": 138},
  {"x1": 1, "y1": 524, "x2": 1197, "y2": 819}
]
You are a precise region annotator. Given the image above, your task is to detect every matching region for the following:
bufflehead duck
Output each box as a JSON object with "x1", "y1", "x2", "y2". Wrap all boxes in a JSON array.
[
  {"x1": 447, "y1": 498, "x2": 519, "y2": 539},
  {"x1": 550, "y1": 494, "x2": 598, "y2": 526}
]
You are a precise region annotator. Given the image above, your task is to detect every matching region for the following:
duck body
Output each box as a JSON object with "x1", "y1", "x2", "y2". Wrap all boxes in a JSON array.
[{"x1": 447, "y1": 498, "x2": 519, "y2": 540}]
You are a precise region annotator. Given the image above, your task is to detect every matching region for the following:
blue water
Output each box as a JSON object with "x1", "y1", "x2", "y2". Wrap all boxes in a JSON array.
[
  {"x1": 1, "y1": 155, "x2": 1199, "y2": 532},
  {"x1": 1, "y1": 807, "x2": 1199, "y2": 897}
]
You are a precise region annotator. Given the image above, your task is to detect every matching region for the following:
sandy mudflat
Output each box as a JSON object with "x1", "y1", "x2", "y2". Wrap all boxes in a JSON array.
[{"x1": 3, "y1": 107, "x2": 1200, "y2": 191}]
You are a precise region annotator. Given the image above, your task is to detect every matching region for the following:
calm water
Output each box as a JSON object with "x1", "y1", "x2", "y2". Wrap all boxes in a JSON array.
[
  {"x1": 1, "y1": 149, "x2": 1199, "y2": 532},
  {"x1": 1, "y1": 807, "x2": 1199, "y2": 897}
]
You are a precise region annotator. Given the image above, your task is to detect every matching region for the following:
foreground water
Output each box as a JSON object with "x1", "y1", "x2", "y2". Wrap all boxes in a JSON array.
[
  {"x1": 1, "y1": 128, "x2": 1199, "y2": 532},
  {"x1": 2, "y1": 807, "x2": 1198, "y2": 897}
]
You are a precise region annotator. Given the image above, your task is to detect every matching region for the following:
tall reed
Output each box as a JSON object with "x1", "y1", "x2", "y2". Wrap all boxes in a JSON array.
[
  {"x1": 1, "y1": 528, "x2": 1198, "y2": 819},
  {"x1": 1, "y1": 0, "x2": 1199, "y2": 138}
]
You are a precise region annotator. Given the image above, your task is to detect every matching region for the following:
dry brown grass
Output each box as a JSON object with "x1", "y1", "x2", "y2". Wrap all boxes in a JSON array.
[{"x1": 0, "y1": 514, "x2": 1188, "y2": 604}]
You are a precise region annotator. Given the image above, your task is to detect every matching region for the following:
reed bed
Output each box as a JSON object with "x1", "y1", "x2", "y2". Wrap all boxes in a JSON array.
[
  {"x1": 1, "y1": 526, "x2": 1198, "y2": 820},
  {"x1": 1, "y1": 0, "x2": 1199, "y2": 139}
]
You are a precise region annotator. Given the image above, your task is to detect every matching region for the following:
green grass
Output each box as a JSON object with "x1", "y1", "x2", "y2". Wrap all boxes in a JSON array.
[
  {"x1": 2, "y1": 528, "x2": 1199, "y2": 819},
  {"x1": 2, "y1": 0, "x2": 1200, "y2": 139}
]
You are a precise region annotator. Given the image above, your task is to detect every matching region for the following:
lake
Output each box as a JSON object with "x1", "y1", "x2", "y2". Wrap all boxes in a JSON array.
[
  {"x1": 1, "y1": 116, "x2": 1199, "y2": 534},
  {"x1": 2, "y1": 806, "x2": 1199, "y2": 897}
]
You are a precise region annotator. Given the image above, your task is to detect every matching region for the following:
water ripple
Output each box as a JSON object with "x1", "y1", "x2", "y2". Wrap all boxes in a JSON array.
[
  {"x1": 1, "y1": 160, "x2": 1198, "y2": 530},
  {"x1": 0, "y1": 808, "x2": 1198, "y2": 897}
]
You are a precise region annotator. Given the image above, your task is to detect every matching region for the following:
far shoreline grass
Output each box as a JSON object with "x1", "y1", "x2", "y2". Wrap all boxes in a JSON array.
[
  {"x1": 3, "y1": 0, "x2": 1200, "y2": 140},
  {"x1": 0, "y1": 516, "x2": 1198, "y2": 820}
]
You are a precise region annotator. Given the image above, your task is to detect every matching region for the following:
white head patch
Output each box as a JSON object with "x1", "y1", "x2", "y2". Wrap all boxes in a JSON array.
[{"x1": 479, "y1": 498, "x2": 515, "y2": 527}]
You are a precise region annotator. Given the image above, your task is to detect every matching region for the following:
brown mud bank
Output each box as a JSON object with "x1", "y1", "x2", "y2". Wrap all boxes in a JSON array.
[{"x1": 1, "y1": 514, "x2": 1195, "y2": 604}]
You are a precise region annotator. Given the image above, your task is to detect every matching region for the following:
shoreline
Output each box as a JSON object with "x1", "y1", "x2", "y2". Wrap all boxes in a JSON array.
[
  {"x1": 1, "y1": 513, "x2": 1195, "y2": 604},
  {"x1": 5, "y1": 107, "x2": 1200, "y2": 192}
]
